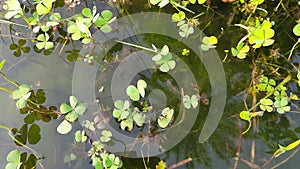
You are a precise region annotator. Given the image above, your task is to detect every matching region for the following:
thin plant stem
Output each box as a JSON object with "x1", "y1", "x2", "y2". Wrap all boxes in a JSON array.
[
  {"x1": 0, "y1": 72, "x2": 19, "y2": 87},
  {"x1": 0, "y1": 124, "x2": 12, "y2": 131},
  {"x1": 0, "y1": 86, "x2": 13, "y2": 93},
  {"x1": 287, "y1": 41, "x2": 300, "y2": 61},
  {"x1": 115, "y1": 40, "x2": 157, "y2": 53}
]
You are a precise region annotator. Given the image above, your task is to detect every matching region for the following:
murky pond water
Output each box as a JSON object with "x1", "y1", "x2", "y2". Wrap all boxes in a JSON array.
[{"x1": 1, "y1": 0, "x2": 300, "y2": 169}]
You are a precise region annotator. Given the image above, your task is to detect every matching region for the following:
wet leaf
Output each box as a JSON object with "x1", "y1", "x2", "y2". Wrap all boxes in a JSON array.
[{"x1": 57, "y1": 120, "x2": 72, "y2": 134}]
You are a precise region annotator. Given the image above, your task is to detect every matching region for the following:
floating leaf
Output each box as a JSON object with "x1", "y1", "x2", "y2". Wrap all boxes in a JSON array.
[
  {"x1": 75, "y1": 130, "x2": 87, "y2": 142},
  {"x1": 113, "y1": 100, "x2": 130, "y2": 121},
  {"x1": 201, "y1": 36, "x2": 218, "y2": 51},
  {"x1": 137, "y1": 80, "x2": 147, "y2": 97},
  {"x1": 5, "y1": 150, "x2": 21, "y2": 169},
  {"x1": 120, "y1": 118, "x2": 133, "y2": 131},
  {"x1": 133, "y1": 112, "x2": 146, "y2": 126},
  {"x1": 259, "y1": 98, "x2": 273, "y2": 112},
  {"x1": 100, "y1": 130, "x2": 112, "y2": 143},
  {"x1": 57, "y1": 120, "x2": 72, "y2": 134},
  {"x1": 36, "y1": 0, "x2": 53, "y2": 15},
  {"x1": 158, "y1": 107, "x2": 174, "y2": 128},
  {"x1": 293, "y1": 23, "x2": 300, "y2": 36},
  {"x1": 172, "y1": 11, "x2": 185, "y2": 22},
  {"x1": 231, "y1": 42, "x2": 250, "y2": 59},
  {"x1": 183, "y1": 95, "x2": 199, "y2": 109},
  {"x1": 60, "y1": 103, "x2": 73, "y2": 114}
]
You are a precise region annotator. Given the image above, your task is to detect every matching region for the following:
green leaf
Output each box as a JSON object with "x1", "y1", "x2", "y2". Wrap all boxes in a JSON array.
[
  {"x1": 293, "y1": 23, "x2": 300, "y2": 36},
  {"x1": 60, "y1": 103, "x2": 73, "y2": 114},
  {"x1": 100, "y1": 130, "x2": 112, "y2": 143},
  {"x1": 158, "y1": 107, "x2": 174, "y2": 128},
  {"x1": 82, "y1": 8, "x2": 92, "y2": 18},
  {"x1": 198, "y1": 0, "x2": 206, "y2": 4},
  {"x1": 172, "y1": 11, "x2": 185, "y2": 22},
  {"x1": 6, "y1": 150, "x2": 21, "y2": 164},
  {"x1": 239, "y1": 111, "x2": 251, "y2": 121},
  {"x1": 150, "y1": 0, "x2": 160, "y2": 5},
  {"x1": 69, "y1": 96, "x2": 78, "y2": 108},
  {"x1": 101, "y1": 10, "x2": 113, "y2": 21},
  {"x1": 120, "y1": 118, "x2": 133, "y2": 131},
  {"x1": 74, "y1": 103, "x2": 86, "y2": 115},
  {"x1": 137, "y1": 80, "x2": 147, "y2": 97},
  {"x1": 65, "y1": 111, "x2": 78, "y2": 122},
  {"x1": 126, "y1": 85, "x2": 140, "y2": 101},
  {"x1": 36, "y1": 0, "x2": 53, "y2": 15},
  {"x1": 75, "y1": 130, "x2": 87, "y2": 142},
  {"x1": 133, "y1": 112, "x2": 145, "y2": 126},
  {"x1": 93, "y1": 157, "x2": 103, "y2": 169},
  {"x1": 100, "y1": 24, "x2": 112, "y2": 33},
  {"x1": 57, "y1": 120, "x2": 72, "y2": 134}
]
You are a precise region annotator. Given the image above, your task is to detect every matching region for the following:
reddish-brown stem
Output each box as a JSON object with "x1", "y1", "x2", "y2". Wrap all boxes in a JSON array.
[{"x1": 167, "y1": 157, "x2": 193, "y2": 169}]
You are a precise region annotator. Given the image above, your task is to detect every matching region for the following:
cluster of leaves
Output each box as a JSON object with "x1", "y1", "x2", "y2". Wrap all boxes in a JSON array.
[
  {"x1": 5, "y1": 150, "x2": 38, "y2": 169},
  {"x1": 113, "y1": 80, "x2": 147, "y2": 131},
  {"x1": 152, "y1": 45, "x2": 176, "y2": 72},
  {"x1": 112, "y1": 79, "x2": 175, "y2": 130},
  {"x1": 3, "y1": 1, "x2": 115, "y2": 50},
  {"x1": 240, "y1": 76, "x2": 296, "y2": 134},
  {"x1": 67, "y1": 6, "x2": 114, "y2": 44},
  {"x1": 172, "y1": 11, "x2": 194, "y2": 38},
  {"x1": 151, "y1": 0, "x2": 207, "y2": 38},
  {"x1": 232, "y1": 18, "x2": 275, "y2": 59},
  {"x1": 56, "y1": 96, "x2": 87, "y2": 134},
  {"x1": 87, "y1": 134, "x2": 123, "y2": 169}
]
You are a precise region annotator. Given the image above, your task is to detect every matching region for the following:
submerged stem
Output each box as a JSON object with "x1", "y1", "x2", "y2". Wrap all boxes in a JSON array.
[
  {"x1": 0, "y1": 72, "x2": 19, "y2": 87},
  {"x1": 115, "y1": 40, "x2": 157, "y2": 53}
]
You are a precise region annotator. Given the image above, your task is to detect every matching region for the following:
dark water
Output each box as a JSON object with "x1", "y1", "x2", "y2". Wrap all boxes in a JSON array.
[{"x1": 1, "y1": 0, "x2": 300, "y2": 169}]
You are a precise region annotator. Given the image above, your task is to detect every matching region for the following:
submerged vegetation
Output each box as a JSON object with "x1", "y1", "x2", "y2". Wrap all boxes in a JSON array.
[{"x1": 1, "y1": 0, "x2": 300, "y2": 169}]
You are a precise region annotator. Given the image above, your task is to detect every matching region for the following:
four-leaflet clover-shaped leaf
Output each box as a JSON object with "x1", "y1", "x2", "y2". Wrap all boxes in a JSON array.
[
  {"x1": 177, "y1": 21, "x2": 194, "y2": 38},
  {"x1": 12, "y1": 84, "x2": 31, "y2": 109},
  {"x1": 9, "y1": 39, "x2": 30, "y2": 57},
  {"x1": 258, "y1": 76, "x2": 276, "y2": 93},
  {"x1": 152, "y1": 45, "x2": 176, "y2": 72},
  {"x1": 57, "y1": 96, "x2": 87, "y2": 134},
  {"x1": 249, "y1": 19, "x2": 275, "y2": 48},
  {"x1": 231, "y1": 42, "x2": 250, "y2": 59},
  {"x1": 274, "y1": 90, "x2": 290, "y2": 114},
  {"x1": 113, "y1": 100, "x2": 130, "y2": 121},
  {"x1": 259, "y1": 98, "x2": 273, "y2": 112},
  {"x1": 200, "y1": 36, "x2": 218, "y2": 51},
  {"x1": 14, "y1": 124, "x2": 41, "y2": 146},
  {"x1": 100, "y1": 130, "x2": 112, "y2": 143},
  {"x1": 36, "y1": 33, "x2": 54, "y2": 50},
  {"x1": 183, "y1": 94, "x2": 199, "y2": 109},
  {"x1": 158, "y1": 107, "x2": 174, "y2": 128}
]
